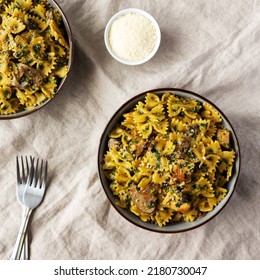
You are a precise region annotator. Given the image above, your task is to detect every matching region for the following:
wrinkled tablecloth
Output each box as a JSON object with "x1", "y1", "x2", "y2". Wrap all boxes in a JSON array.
[{"x1": 1, "y1": 0, "x2": 260, "y2": 260}]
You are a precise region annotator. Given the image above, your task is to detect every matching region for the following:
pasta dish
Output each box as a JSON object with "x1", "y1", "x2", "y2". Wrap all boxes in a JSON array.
[
  {"x1": 0, "y1": 0, "x2": 70, "y2": 115},
  {"x1": 102, "y1": 92, "x2": 236, "y2": 227}
]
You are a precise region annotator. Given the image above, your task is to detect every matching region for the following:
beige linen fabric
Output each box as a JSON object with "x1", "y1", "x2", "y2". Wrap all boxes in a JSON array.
[{"x1": 0, "y1": 0, "x2": 260, "y2": 260}]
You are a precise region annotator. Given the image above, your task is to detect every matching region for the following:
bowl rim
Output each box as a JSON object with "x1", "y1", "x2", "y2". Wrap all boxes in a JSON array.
[
  {"x1": 104, "y1": 8, "x2": 161, "y2": 66},
  {"x1": 0, "y1": 0, "x2": 74, "y2": 120},
  {"x1": 98, "y1": 88, "x2": 241, "y2": 233}
]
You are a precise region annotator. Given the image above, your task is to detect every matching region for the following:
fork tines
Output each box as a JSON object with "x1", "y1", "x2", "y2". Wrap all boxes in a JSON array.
[
  {"x1": 17, "y1": 156, "x2": 47, "y2": 189},
  {"x1": 32, "y1": 158, "x2": 48, "y2": 189},
  {"x1": 16, "y1": 156, "x2": 33, "y2": 186}
]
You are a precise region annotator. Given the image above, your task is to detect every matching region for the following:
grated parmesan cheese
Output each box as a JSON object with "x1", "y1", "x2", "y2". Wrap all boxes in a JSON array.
[{"x1": 109, "y1": 12, "x2": 157, "y2": 62}]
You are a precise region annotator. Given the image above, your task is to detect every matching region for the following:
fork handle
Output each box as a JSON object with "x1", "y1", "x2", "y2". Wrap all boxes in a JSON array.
[
  {"x1": 23, "y1": 233, "x2": 29, "y2": 260},
  {"x1": 10, "y1": 207, "x2": 33, "y2": 260},
  {"x1": 20, "y1": 224, "x2": 29, "y2": 260},
  {"x1": 19, "y1": 207, "x2": 29, "y2": 260}
]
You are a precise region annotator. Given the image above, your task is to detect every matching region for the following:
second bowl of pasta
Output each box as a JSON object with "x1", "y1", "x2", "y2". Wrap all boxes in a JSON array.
[
  {"x1": 0, "y1": 0, "x2": 73, "y2": 119},
  {"x1": 98, "y1": 88, "x2": 240, "y2": 233}
]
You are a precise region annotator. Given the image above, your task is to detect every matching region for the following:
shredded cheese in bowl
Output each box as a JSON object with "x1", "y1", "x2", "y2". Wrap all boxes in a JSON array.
[
  {"x1": 109, "y1": 13, "x2": 157, "y2": 61},
  {"x1": 104, "y1": 9, "x2": 161, "y2": 65}
]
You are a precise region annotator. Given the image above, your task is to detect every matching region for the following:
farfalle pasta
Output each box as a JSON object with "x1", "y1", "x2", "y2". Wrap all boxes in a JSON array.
[
  {"x1": 0, "y1": 0, "x2": 70, "y2": 115},
  {"x1": 102, "y1": 92, "x2": 236, "y2": 227}
]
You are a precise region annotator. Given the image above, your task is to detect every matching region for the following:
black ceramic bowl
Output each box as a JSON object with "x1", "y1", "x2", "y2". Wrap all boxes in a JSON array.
[
  {"x1": 98, "y1": 88, "x2": 240, "y2": 233},
  {"x1": 0, "y1": 0, "x2": 73, "y2": 119}
]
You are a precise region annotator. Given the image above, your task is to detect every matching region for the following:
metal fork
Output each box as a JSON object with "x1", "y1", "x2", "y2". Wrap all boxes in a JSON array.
[
  {"x1": 10, "y1": 157, "x2": 48, "y2": 260},
  {"x1": 15, "y1": 156, "x2": 30, "y2": 260}
]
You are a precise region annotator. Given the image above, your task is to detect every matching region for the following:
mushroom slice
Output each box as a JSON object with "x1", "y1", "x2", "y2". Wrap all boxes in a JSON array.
[
  {"x1": 129, "y1": 184, "x2": 158, "y2": 214},
  {"x1": 16, "y1": 63, "x2": 43, "y2": 89},
  {"x1": 108, "y1": 138, "x2": 120, "y2": 150}
]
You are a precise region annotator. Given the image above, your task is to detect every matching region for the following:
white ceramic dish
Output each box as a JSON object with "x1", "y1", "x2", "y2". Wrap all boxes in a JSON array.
[
  {"x1": 104, "y1": 8, "x2": 161, "y2": 65},
  {"x1": 98, "y1": 88, "x2": 241, "y2": 233}
]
